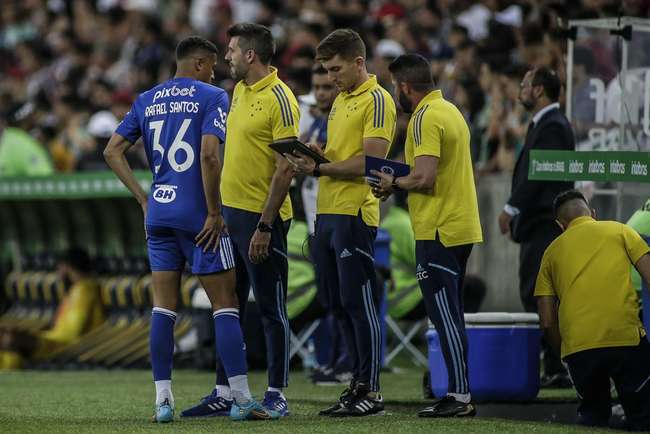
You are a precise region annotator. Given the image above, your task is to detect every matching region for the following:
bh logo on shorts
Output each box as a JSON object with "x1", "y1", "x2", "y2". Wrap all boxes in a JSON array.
[
  {"x1": 416, "y1": 264, "x2": 429, "y2": 281},
  {"x1": 153, "y1": 184, "x2": 177, "y2": 203}
]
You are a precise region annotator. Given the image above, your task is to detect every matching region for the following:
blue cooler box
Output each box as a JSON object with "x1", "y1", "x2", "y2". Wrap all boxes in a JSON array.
[{"x1": 427, "y1": 312, "x2": 541, "y2": 401}]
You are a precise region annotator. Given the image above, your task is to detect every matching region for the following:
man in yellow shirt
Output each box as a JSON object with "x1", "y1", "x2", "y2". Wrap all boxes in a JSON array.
[
  {"x1": 287, "y1": 29, "x2": 396, "y2": 416},
  {"x1": 535, "y1": 190, "x2": 650, "y2": 431},
  {"x1": 371, "y1": 54, "x2": 482, "y2": 418},
  {"x1": 0, "y1": 248, "x2": 104, "y2": 369},
  {"x1": 182, "y1": 23, "x2": 298, "y2": 418}
]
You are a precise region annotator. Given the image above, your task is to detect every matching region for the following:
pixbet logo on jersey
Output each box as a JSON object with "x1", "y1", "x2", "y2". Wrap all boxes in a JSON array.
[
  {"x1": 152, "y1": 85, "x2": 197, "y2": 103},
  {"x1": 153, "y1": 184, "x2": 177, "y2": 203}
]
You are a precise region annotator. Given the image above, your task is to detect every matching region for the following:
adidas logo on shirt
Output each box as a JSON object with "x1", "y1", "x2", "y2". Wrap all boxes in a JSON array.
[{"x1": 340, "y1": 249, "x2": 352, "y2": 258}]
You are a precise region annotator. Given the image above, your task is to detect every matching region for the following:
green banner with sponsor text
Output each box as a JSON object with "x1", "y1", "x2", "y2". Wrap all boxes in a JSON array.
[
  {"x1": 528, "y1": 151, "x2": 650, "y2": 182},
  {"x1": 0, "y1": 171, "x2": 152, "y2": 200}
]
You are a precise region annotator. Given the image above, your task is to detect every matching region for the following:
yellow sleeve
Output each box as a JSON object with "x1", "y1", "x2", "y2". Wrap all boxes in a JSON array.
[
  {"x1": 363, "y1": 89, "x2": 396, "y2": 142},
  {"x1": 414, "y1": 110, "x2": 442, "y2": 158},
  {"x1": 41, "y1": 281, "x2": 98, "y2": 343},
  {"x1": 622, "y1": 224, "x2": 650, "y2": 264},
  {"x1": 534, "y1": 252, "x2": 556, "y2": 297},
  {"x1": 270, "y1": 84, "x2": 300, "y2": 141}
]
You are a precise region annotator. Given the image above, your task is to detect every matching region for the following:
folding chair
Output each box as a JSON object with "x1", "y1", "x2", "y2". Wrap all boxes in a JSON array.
[{"x1": 384, "y1": 271, "x2": 428, "y2": 367}]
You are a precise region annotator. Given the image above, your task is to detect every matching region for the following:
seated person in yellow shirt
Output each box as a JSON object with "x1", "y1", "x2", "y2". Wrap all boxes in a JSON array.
[
  {"x1": 0, "y1": 248, "x2": 104, "y2": 369},
  {"x1": 535, "y1": 190, "x2": 650, "y2": 431}
]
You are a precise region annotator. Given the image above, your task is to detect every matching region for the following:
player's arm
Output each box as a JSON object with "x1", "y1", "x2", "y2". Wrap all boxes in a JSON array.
[
  {"x1": 534, "y1": 255, "x2": 561, "y2": 356},
  {"x1": 104, "y1": 133, "x2": 148, "y2": 208},
  {"x1": 537, "y1": 296, "x2": 561, "y2": 356},
  {"x1": 289, "y1": 90, "x2": 396, "y2": 179},
  {"x1": 371, "y1": 111, "x2": 439, "y2": 197},
  {"x1": 104, "y1": 102, "x2": 147, "y2": 209},
  {"x1": 195, "y1": 134, "x2": 225, "y2": 252},
  {"x1": 317, "y1": 137, "x2": 390, "y2": 179},
  {"x1": 249, "y1": 86, "x2": 300, "y2": 264},
  {"x1": 196, "y1": 92, "x2": 229, "y2": 252},
  {"x1": 635, "y1": 253, "x2": 650, "y2": 297},
  {"x1": 260, "y1": 151, "x2": 295, "y2": 225}
]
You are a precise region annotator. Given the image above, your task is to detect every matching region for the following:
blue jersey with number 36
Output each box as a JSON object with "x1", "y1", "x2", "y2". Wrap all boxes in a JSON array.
[{"x1": 116, "y1": 77, "x2": 228, "y2": 233}]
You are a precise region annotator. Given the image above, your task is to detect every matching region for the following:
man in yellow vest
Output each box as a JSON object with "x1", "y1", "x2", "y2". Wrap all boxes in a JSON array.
[
  {"x1": 371, "y1": 54, "x2": 482, "y2": 417},
  {"x1": 287, "y1": 29, "x2": 396, "y2": 416},
  {"x1": 535, "y1": 190, "x2": 650, "y2": 430}
]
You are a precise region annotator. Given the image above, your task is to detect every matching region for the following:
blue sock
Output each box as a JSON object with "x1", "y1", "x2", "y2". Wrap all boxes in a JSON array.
[
  {"x1": 213, "y1": 309, "x2": 247, "y2": 377},
  {"x1": 150, "y1": 307, "x2": 176, "y2": 382}
]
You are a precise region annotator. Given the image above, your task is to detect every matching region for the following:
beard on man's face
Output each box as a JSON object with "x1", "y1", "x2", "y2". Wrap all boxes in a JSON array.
[{"x1": 398, "y1": 90, "x2": 413, "y2": 113}]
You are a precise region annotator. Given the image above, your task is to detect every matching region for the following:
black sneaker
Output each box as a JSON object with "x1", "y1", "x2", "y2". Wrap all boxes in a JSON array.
[
  {"x1": 418, "y1": 396, "x2": 476, "y2": 418},
  {"x1": 333, "y1": 393, "x2": 385, "y2": 417},
  {"x1": 318, "y1": 381, "x2": 357, "y2": 416}
]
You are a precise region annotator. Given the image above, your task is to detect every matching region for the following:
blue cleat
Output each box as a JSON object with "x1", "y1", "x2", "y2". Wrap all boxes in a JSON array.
[
  {"x1": 180, "y1": 389, "x2": 232, "y2": 418},
  {"x1": 230, "y1": 400, "x2": 280, "y2": 421},
  {"x1": 262, "y1": 391, "x2": 290, "y2": 417},
  {"x1": 152, "y1": 398, "x2": 174, "y2": 423}
]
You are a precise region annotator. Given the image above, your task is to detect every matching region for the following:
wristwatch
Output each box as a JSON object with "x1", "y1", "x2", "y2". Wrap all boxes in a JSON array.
[
  {"x1": 257, "y1": 221, "x2": 273, "y2": 233},
  {"x1": 312, "y1": 162, "x2": 321, "y2": 177}
]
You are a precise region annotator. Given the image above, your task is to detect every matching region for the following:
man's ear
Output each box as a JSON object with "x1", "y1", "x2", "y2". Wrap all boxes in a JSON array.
[
  {"x1": 246, "y1": 49, "x2": 255, "y2": 64},
  {"x1": 355, "y1": 56, "x2": 365, "y2": 70}
]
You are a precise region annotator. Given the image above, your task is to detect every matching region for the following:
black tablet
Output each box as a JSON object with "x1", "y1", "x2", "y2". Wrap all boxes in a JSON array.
[{"x1": 269, "y1": 139, "x2": 330, "y2": 164}]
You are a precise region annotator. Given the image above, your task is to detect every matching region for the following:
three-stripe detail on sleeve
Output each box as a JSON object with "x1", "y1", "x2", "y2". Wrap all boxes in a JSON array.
[
  {"x1": 272, "y1": 84, "x2": 294, "y2": 128},
  {"x1": 370, "y1": 89, "x2": 385, "y2": 128},
  {"x1": 413, "y1": 104, "x2": 429, "y2": 146}
]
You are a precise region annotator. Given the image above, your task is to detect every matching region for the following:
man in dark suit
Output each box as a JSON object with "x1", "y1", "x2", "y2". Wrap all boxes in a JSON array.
[{"x1": 498, "y1": 66, "x2": 575, "y2": 385}]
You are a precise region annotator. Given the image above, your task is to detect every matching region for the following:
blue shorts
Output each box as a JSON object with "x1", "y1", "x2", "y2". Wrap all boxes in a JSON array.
[{"x1": 146, "y1": 225, "x2": 235, "y2": 275}]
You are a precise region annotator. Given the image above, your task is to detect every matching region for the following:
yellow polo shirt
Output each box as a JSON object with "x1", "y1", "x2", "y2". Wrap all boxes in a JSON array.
[
  {"x1": 404, "y1": 90, "x2": 482, "y2": 245},
  {"x1": 317, "y1": 75, "x2": 396, "y2": 227},
  {"x1": 534, "y1": 216, "x2": 649, "y2": 358},
  {"x1": 221, "y1": 67, "x2": 299, "y2": 221}
]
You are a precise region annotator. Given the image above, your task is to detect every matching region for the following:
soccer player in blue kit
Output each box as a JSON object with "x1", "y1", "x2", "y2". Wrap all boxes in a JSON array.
[{"x1": 104, "y1": 36, "x2": 278, "y2": 423}]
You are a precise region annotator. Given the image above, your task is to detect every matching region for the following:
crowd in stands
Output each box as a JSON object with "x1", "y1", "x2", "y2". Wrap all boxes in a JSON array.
[{"x1": 0, "y1": 0, "x2": 638, "y2": 176}]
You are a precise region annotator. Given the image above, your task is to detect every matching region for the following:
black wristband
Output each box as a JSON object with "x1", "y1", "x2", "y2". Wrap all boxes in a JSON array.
[
  {"x1": 257, "y1": 221, "x2": 272, "y2": 233},
  {"x1": 312, "y1": 163, "x2": 321, "y2": 177},
  {"x1": 391, "y1": 177, "x2": 400, "y2": 190}
]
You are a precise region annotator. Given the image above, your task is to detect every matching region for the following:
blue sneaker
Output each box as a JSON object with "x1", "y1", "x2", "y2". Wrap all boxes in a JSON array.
[
  {"x1": 152, "y1": 398, "x2": 174, "y2": 423},
  {"x1": 262, "y1": 391, "x2": 290, "y2": 417},
  {"x1": 180, "y1": 389, "x2": 232, "y2": 417},
  {"x1": 230, "y1": 400, "x2": 280, "y2": 421}
]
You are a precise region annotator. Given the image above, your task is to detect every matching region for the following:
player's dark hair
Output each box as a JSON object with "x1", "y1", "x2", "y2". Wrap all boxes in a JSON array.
[
  {"x1": 59, "y1": 247, "x2": 93, "y2": 274},
  {"x1": 532, "y1": 66, "x2": 561, "y2": 102},
  {"x1": 553, "y1": 189, "x2": 588, "y2": 218},
  {"x1": 175, "y1": 36, "x2": 218, "y2": 61},
  {"x1": 388, "y1": 54, "x2": 434, "y2": 92},
  {"x1": 227, "y1": 23, "x2": 275, "y2": 64},
  {"x1": 316, "y1": 29, "x2": 366, "y2": 62}
]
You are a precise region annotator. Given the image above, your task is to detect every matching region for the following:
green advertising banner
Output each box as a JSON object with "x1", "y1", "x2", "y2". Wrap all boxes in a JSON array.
[
  {"x1": 528, "y1": 151, "x2": 650, "y2": 183},
  {"x1": 0, "y1": 171, "x2": 152, "y2": 200}
]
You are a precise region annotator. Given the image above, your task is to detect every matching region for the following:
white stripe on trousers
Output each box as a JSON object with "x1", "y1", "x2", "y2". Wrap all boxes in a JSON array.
[
  {"x1": 437, "y1": 287, "x2": 469, "y2": 393},
  {"x1": 440, "y1": 287, "x2": 469, "y2": 393},
  {"x1": 366, "y1": 281, "x2": 382, "y2": 390},
  {"x1": 434, "y1": 290, "x2": 463, "y2": 393},
  {"x1": 276, "y1": 281, "x2": 290, "y2": 386},
  {"x1": 361, "y1": 280, "x2": 381, "y2": 391}
]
